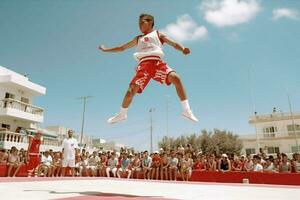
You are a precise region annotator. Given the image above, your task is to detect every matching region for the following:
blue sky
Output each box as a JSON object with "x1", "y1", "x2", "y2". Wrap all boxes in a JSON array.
[{"x1": 1, "y1": 0, "x2": 300, "y2": 151}]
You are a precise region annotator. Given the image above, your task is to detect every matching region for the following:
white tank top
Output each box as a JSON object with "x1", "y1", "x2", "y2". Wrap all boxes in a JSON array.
[{"x1": 133, "y1": 30, "x2": 164, "y2": 61}]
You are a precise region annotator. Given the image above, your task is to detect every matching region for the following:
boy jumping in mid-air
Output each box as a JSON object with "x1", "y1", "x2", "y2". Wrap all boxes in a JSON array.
[{"x1": 99, "y1": 14, "x2": 198, "y2": 124}]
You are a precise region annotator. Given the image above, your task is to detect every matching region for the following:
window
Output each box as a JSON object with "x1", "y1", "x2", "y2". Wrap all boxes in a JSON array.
[
  {"x1": 1, "y1": 124, "x2": 11, "y2": 131},
  {"x1": 267, "y1": 147, "x2": 280, "y2": 154},
  {"x1": 21, "y1": 97, "x2": 29, "y2": 104},
  {"x1": 5, "y1": 92, "x2": 15, "y2": 99},
  {"x1": 291, "y1": 146, "x2": 300, "y2": 153},
  {"x1": 287, "y1": 124, "x2": 300, "y2": 136},
  {"x1": 246, "y1": 148, "x2": 256, "y2": 155},
  {"x1": 263, "y1": 126, "x2": 277, "y2": 138}
]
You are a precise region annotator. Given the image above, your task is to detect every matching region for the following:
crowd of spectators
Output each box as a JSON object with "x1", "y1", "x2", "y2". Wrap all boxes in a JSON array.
[{"x1": 1, "y1": 144, "x2": 300, "y2": 179}]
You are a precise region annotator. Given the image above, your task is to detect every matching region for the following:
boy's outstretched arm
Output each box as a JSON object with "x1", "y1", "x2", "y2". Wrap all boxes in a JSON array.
[
  {"x1": 99, "y1": 36, "x2": 138, "y2": 53},
  {"x1": 159, "y1": 33, "x2": 190, "y2": 55}
]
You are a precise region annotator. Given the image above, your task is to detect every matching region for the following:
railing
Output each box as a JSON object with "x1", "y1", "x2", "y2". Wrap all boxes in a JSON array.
[
  {"x1": 240, "y1": 131, "x2": 300, "y2": 140},
  {"x1": 249, "y1": 112, "x2": 300, "y2": 123},
  {"x1": 0, "y1": 98, "x2": 43, "y2": 116},
  {"x1": 0, "y1": 130, "x2": 61, "y2": 147}
]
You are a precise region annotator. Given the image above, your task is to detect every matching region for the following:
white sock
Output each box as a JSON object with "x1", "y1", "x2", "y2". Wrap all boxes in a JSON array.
[
  {"x1": 181, "y1": 99, "x2": 190, "y2": 111},
  {"x1": 120, "y1": 107, "x2": 128, "y2": 115}
]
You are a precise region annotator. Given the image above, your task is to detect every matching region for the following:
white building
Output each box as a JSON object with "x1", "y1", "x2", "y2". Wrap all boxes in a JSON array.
[
  {"x1": 241, "y1": 110, "x2": 300, "y2": 155},
  {"x1": 45, "y1": 125, "x2": 93, "y2": 150},
  {"x1": 0, "y1": 66, "x2": 60, "y2": 151}
]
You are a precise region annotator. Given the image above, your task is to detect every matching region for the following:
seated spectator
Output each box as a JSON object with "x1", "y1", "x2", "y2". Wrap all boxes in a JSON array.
[
  {"x1": 0, "y1": 148, "x2": 8, "y2": 164},
  {"x1": 169, "y1": 150, "x2": 178, "y2": 181},
  {"x1": 87, "y1": 151, "x2": 100, "y2": 177},
  {"x1": 37, "y1": 150, "x2": 53, "y2": 177},
  {"x1": 79, "y1": 155, "x2": 88, "y2": 176},
  {"x1": 74, "y1": 149, "x2": 82, "y2": 176},
  {"x1": 245, "y1": 154, "x2": 253, "y2": 172},
  {"x1": 218, "y1": 154, "x2": 231, "y2": 172},
  {"x1": 99, "y1": 152, "x2": 108, "y2": 177},
  {"x1": 231, "y1": 156, "x2": 242, "y2": 171},
  {"x1": 117, "y1": 152, "x2": 131, "y2": 179},
  {"x1": 206, "y1": 154, "x2": 216, "y2": 171},
  {"x1": 278, "y1": 153, "x2": 291, "y2": 173},
  {"x1": 194, "y1": 154, "x2": 206, "y2": 171},
  {"x1": 252, "y1": 155, "x2": 263, "y2": 172},
  {"x1": 263, "y1": 157, "x2": 275, "y2": 172},
  {"x1": 7, "y1": 146, "x2": 21, "y2": 177},
  {"x1": 151, "y1": 151, "x2": 161, "y2": 180},
  {"x1": 160, "y1": 152, "x2": 169, "y2": 180},
  {"x1": 52, "y1": 152, "x2": 62, "y2": 177},
  {"x1": 142, "y1": 151, "x2": 152, "y2": 180},
  {"x1": 18, "y1": 148, "x2": 27, "y2": 165},
  {"x1": 291, "y1": 153, "x2": 300, "y2": 173},
  {"x1": 106, "y1": 152, "x2": 118, "y2": 177},
  {"x1": 131, "y1": 153, "x2": 142, "y2": 179}
]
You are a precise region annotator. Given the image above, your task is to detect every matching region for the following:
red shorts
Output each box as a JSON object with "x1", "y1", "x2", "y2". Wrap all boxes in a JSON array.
[
  {"x1": 27, "y1": 155, "x2": 40, "y2": 171},
  {"x1": 130, "y1": 59, "x2": 174, "y2": 93}
]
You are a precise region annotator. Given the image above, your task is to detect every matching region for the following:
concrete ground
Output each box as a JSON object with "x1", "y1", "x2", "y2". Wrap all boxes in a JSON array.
[{"x1": 0, "y1": 177, "x2": 299, "y2": 200}]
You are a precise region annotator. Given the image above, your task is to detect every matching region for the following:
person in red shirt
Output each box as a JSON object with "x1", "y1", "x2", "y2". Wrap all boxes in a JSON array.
[
  {"x1": 194, "y1": 154, "x2": 206, "y2": 171},
  {"x1": 27, "y1": 131, "x2": 42, "y2": 177},
  {"x1": 151, "y1": 151, "x2": 161, "y2": 180}
]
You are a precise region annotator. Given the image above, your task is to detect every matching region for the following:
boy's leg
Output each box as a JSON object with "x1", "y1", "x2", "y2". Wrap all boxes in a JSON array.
[
  {"x1": 167, "y1": 72, "x2": 198, "y2": 122},
  {"x1": 107, "y1": 84, "x2": 140, "y2": 124}
]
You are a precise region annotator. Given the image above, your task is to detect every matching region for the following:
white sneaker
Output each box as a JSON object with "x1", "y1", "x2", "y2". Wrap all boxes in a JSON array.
[
  {"x1": 107, "y1": 113, "x2": 127, "y2": 124},
  {"x1": 182, "y1": 109, "x2": 199, "y2": 122}
]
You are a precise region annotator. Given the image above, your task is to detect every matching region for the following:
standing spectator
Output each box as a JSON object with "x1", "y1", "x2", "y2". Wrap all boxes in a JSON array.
[
  {"x1": 117, "y1": 152, "x2": 131, "y2": 178},
  {"x1": 106, "y1": 152, "x2": 118, "y2": 177},
  {"x1": 180, "y1": 154, "x2": 189, "y2": 181},
  {"x1": 131, "y1": 153, "x2": 141, "y2": 179},
  {"x1": 160, "y1": 152, "x2": 169, "y2": 180},
  {"x1": 62, "y1": 130, "x2": 79, "y2": 177},
  {"x1": 27, "y1": 131, "x2": 42, "y2": 177},
  {"x1": 142, "y1": 151, "x2": 152, "y2": 180},
  {"x1": 278, "y1": 153, "x2": 291, "y2": 173},
  {"x1": 218, "y1": 154, "x2": 231, "y2": 172},
  {"x1": 0, "y1": 148, "x2": 8, "y2": 164},
  {"x1": 7, "y1": 146, "x2": 21, "y2": 177},
  {"x1": 252, "y1": 155, "x2": 263, "y2": 172},
  {"x1": 169, "y1": 150, "x2": 178, "y2": 181}
]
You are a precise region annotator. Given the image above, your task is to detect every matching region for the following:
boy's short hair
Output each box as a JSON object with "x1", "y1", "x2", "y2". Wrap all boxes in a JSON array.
[{"x1": 139, "y1": 14, "x2": 154, "y2": 27}]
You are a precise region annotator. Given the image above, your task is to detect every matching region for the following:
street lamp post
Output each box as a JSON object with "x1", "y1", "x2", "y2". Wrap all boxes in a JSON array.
[
  {"x1": 77, "y1": 96, "x2": 92, "y2": 150},
  {"x1": 149, "y1": 108, "x2": 155, "y2": 153}
]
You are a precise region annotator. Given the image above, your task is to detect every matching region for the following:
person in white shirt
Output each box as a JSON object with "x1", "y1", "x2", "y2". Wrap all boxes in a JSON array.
[
  {"x1": 38, "y1": 150, "x2": 53, "y2": 177},
  {"x1": 106, "y1": 152, "x2": 118, "y2": 177},
  {"x1": 253, "y1": 155, "x2": 263, "y2": 172},
  {"x1": 61, "y1": 130, "x2": 78, "y2": 176}
]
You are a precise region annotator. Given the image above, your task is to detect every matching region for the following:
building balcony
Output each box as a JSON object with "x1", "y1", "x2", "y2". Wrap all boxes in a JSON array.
[
  {"x1": 0, "y1": 98, "x2": 44, "y2": 123},
  {"x1": 249, "y1": 112, "x2": 300, "y2": 124},
  {"x1": 0, "y1": 129, "x2": 62, "y2": 152}
]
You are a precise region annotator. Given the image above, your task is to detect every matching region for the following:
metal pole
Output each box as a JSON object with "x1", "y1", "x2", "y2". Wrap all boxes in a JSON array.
[
  {"x1": 149, "y1": 108, "x2": 154, "y2": 153},
  {"x1": 248, "y1": 67, "x2": 259, "y2": 153},
  {"x1": 165, "y1": 95, "x2": 170, "y2": 149},
  {"x1": 287, "y1": 91, "x2": 299, "y2": 153},
  {"x1": 77, "y1": 96, "x2": 92, "y2": 150}
]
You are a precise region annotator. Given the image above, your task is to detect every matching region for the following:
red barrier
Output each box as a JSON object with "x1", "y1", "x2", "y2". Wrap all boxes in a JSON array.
[{"x1": 190, "y1": 171, "x2": 300, "y2": 185}]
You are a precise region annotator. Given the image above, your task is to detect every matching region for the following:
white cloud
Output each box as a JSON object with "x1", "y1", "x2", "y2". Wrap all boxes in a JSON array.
[
  {"x1": 160, "y1": 14, "x2": 208, "y2": 43},
  {"x1": 272, "y1": 8, "x2": 299, "y2": 21},
  {"x1": 200, "y1": 0, "x2": 261, "y2": 27}
]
